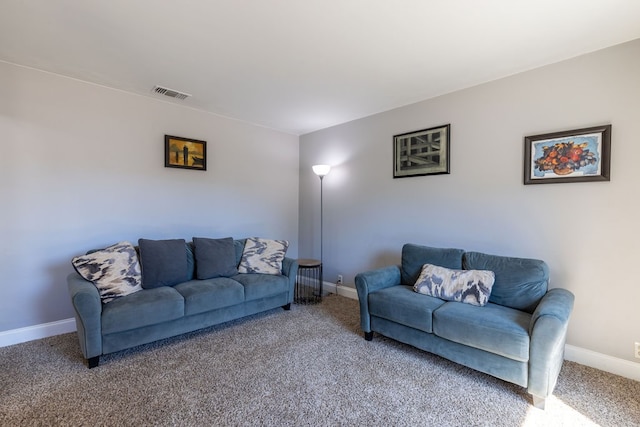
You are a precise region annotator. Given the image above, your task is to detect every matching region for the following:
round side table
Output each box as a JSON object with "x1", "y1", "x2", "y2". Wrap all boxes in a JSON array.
[{"x1": 295, "y1": 258, "x2": 323, "y2": 304}]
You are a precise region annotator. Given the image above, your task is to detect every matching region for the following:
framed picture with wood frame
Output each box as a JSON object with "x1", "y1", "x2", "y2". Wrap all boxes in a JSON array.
[
  {"x1": 523, "y1": 125, "x2": 611, "y2": 185},
  {"x1": 164, "y1": 135, "x2": 207, "y2": 171},
  {"x1": 393, "y1": 124, "x2": 450, "y2": 178}
]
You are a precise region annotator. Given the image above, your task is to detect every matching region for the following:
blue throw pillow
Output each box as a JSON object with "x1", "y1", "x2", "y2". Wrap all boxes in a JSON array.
[
  {"x1": 192, "y1": 237, "x2": 238, "y2": 279},
  {"x1": 138, "y1": 238, "x2": 189, "y2": 288}
]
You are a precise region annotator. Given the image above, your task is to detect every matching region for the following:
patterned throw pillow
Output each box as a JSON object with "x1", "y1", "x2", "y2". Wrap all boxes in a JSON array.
[
  {"x1": 413, "y1": 263, "x2": 495, "y2": 307},
  {"x1": 237, "y1": 238, "x2": 288, "y2": 275},
  {"x1": 72, "y1": 241, "x2": 143, "y2": 303}
]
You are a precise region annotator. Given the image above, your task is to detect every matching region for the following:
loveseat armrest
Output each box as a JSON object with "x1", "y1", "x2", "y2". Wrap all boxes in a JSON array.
[
  {"x1": 528, "y1": 288, "x2": 575, "y2": 406},
  {"x1": 355, "y1": 265, "x2": 401, "y2": 334},
  {"x1": 67, "y1": 272, "x2": 103, "y2": 361},
  {"x1": 282, "y1": 257, "x2": 298, "y2": 304}
]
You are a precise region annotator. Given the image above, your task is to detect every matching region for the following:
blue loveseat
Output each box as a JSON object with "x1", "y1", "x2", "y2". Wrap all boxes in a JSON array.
[
  {"x1": 68, "y1": 238, "x2": 297, "y2": 368},
  {"x1": 355, "y1": 243, "x2": 574, "y2": 409}
]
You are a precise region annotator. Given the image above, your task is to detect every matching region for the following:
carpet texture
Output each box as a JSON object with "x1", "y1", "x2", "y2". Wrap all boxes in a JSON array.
[{"x1": 1, "y1": 295, "x2": 639, "y2": 426}]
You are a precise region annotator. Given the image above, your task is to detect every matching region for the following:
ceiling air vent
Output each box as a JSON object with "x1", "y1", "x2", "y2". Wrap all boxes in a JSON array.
[{"x1": 152, "y1": 85, "x2": 191, "y2": 100}]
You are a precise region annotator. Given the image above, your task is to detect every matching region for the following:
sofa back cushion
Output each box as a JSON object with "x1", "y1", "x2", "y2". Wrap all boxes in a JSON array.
[
  {"x1": 463, "y1": 251, "x2": 548, "y2": 313},
  {"x1": 138, "y1": 238, "x2": 190, "y2": 288},
  {"x1": 192, "y1": 237, "x2": 238, "y2": 279},
  {"x1": 186, "y1": 240, "x2": 241, "y2": 280},
  {"x1": 401, "y1": 244, "x2": 464, "y2": 285}
]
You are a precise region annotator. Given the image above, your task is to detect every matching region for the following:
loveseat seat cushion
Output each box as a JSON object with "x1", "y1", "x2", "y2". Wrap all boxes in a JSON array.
[
  {"x1": 369, "y1": 285, "x2": 446, "y2": 333},
  {"x1": 433, "y1": 302, "x2": 531, "y2": 362},
  {"x1": 102, "y1": 286, "x2": 185, "y2": 334},
  {"x1": 174, "y1": 278, "x2": 245, "y2": 315},
  {"x1": 231, "y1": 273, "x2": 289, "y2": 301},
  {"x1": 463, "y1": 252, "x2": 548, "y2": 313},
  {"x1": 401, "y1": 244, "x2": 464, "y2": 286}
]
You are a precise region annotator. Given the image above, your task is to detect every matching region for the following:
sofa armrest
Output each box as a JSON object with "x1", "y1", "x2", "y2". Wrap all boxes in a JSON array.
[
  {"x1": 355, "y1": 265, "x2": 401, "y2": 333},
  {"x1": 67, "y1": 272, "x2": 103, "y2": 359},
  {"x1": 282, "y1": 257, "x2": 298, "y2": 304},
  {"x1": 529, "y1": 288, "x2": 574, "y2": 334},
  {"x1": 528, "y1": 288, "x2": 575, "y2": 401}
]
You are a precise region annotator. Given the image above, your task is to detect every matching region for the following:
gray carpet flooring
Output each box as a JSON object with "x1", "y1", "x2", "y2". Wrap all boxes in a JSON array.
[{"x1": 1, "y1": 295, "x2": 639, "y2": 426}]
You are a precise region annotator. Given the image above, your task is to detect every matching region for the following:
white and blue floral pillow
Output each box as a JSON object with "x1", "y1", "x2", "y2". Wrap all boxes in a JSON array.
[
  {"x1": 238, "y1": 238, "x2": 288, "y2": 275},
  {"x1": 413, "y1": 263, "x2": 495, "y2": 306},
  {"x1": 72, "y1": 241, "x2": 143, "y2": 303}
]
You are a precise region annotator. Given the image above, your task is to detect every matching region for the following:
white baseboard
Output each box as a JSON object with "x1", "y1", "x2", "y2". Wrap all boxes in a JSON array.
[
  {"x1": 564, "y1": 344, "x2": 640, "y2": 381},
  {"x1": 0, "y1": 318, "x2": 76, "y2": 348},
  {"x1": 323, "y1": 282, "x2": 358, "y2": 299}
]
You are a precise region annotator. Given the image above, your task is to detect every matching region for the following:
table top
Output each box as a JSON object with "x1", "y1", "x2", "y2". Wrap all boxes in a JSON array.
[{"x1": 298, "y1": 258, "x2": 322, "y2": 267}]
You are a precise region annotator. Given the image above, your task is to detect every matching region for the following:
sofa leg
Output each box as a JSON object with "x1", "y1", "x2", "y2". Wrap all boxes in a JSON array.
[
  {"x1": 531, "y1": 395, "x2": 545, "y2": 410},
  {"x1": 87, "y1": 356, "x2": 100, "y2": 369},
  {"x1": 282, "y1": 303, "x2": 291, "y2": 311},
  {"x1": 364, "y1": 331, "x2": 373, "y2": 341}
]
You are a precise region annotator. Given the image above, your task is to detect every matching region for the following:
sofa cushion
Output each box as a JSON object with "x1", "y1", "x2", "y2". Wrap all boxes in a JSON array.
[
  {"x1": 192, "y1": 237, "x2": 238, "y2": 279},
  {"x1": 232, "y1": 273, "x2": 290, "y2": 301},
  {"x1": 237, "y1": 237, "x2": 288, "y2": 275},
  {"x1": 414, "y1": 264, "x2": 495, "y2": 306},
  {"x1": 401, "y1": 244, "x2": 464, "y2": 286},
  {"x1": 138, "y1": 238, "x2": 190, "y2": 288},
  {"x1": 71, "y1": 241, "x2": 143, "y2": 303},
  {"x1": 369, "y1": 285, "x2": 446, "y2": 333},
  {"x1": 101, "y1": 286, "x2": 185, "y2": 334},
  {"x1": 433, "y1": 301, "x2": 532, "y2": 362},
  {"x1": 463, "y1": 251, "x2": 548, "y2": 313},
  {"x1": 174, "y1": 278, "x2": 245, "y2": 315}
]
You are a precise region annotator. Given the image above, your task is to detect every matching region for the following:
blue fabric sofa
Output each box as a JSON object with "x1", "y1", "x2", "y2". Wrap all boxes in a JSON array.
[
  {"x1": 67, "y1": 239, "x2": 298, "y2": 368},
  {"x1": 355, "y1": 243, "x2": 574, "y2": 409}
]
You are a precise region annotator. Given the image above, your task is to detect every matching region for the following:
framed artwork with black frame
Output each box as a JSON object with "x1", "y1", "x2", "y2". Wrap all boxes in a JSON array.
[
  {"x1": 164, "y1": 135, "x2": 207, "y2": 171},
  {"x1": 523, "y1": 125, "x2": 611, "y2": 185},
  {"x1": 393, "y1": 124, "x2": 450, "y2": 178}
]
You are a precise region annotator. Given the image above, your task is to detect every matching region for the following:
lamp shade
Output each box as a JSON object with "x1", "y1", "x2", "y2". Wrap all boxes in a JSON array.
[{"x1": 312, "y1": 164, "x2": 331, "y2": 177}]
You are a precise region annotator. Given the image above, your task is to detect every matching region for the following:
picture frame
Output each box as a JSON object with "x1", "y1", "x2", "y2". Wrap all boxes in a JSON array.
[
  {"x1": 393, "y1": 124, "x2": 450, "y2": 178},
  {"x1": 164, "y1": 135, "x2": 207, "y2": 171},
  {"x1": 523, "y1": 125, "x2": 611, "y2": 185}
]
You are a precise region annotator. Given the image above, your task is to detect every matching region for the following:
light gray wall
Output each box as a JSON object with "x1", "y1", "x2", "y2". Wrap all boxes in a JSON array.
[
  {"x1": 299, "y1": 39, "x2": 640, "y2": 362},
  {"x1": 0, "y1": 61, "x2": 299, "y2": 332}
]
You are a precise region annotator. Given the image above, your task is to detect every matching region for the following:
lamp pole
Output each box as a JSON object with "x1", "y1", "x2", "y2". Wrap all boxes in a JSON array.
[
  {"x1": 312, "y1": 164, "x2": 331, "y2": 298},
  {"x1": 319, "y1": 173, "x2": 324, "y2": 268}
]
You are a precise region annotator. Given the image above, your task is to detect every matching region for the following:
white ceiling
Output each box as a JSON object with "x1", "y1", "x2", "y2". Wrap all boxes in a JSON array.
[{"x1": 2, "y1": 1, "x2": 640, "y2": 135}]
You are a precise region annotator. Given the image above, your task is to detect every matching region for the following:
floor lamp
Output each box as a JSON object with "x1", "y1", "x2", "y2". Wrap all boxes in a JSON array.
[{"x1": 312, "y1": 164, "x2": 331, "y2": 297}]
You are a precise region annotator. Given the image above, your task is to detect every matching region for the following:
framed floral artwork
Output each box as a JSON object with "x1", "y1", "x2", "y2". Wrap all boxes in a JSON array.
[{"x1": 524, "y1": 125, "x2": 611, "y2": 185}]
